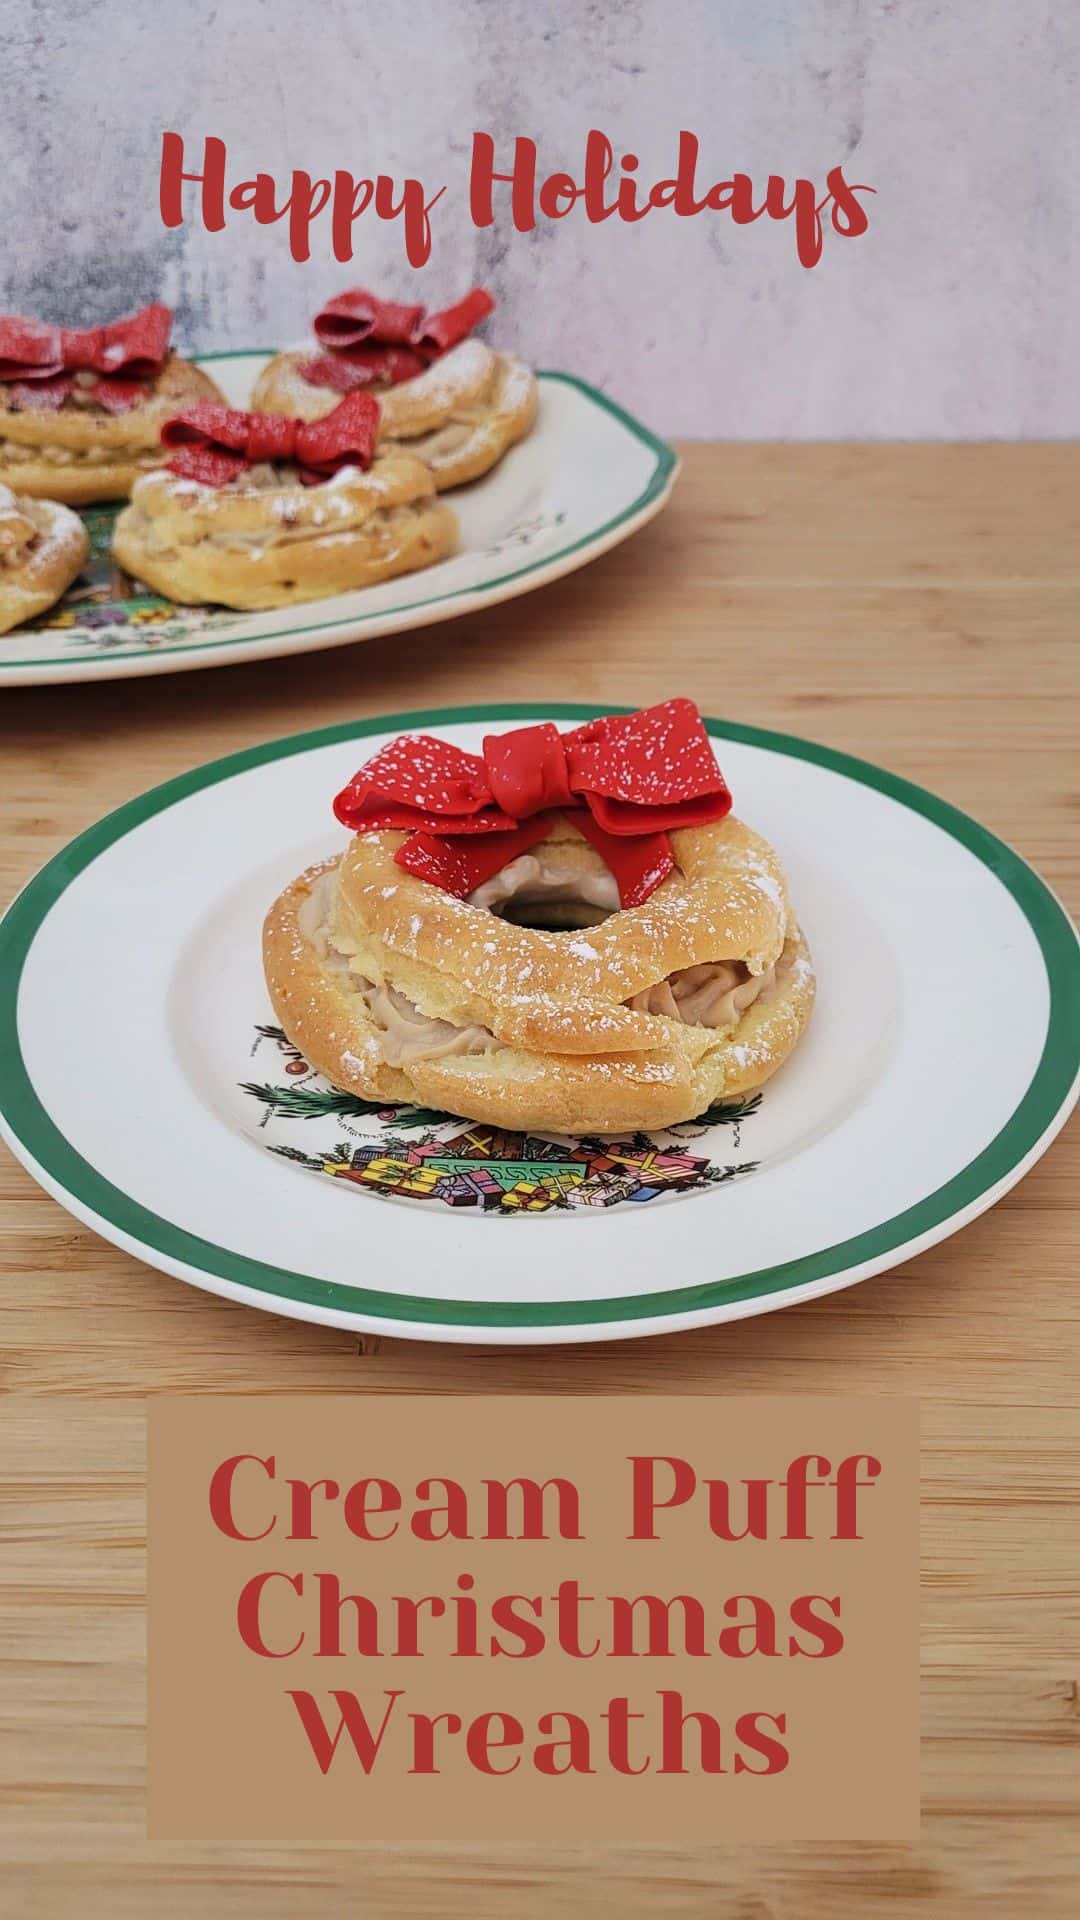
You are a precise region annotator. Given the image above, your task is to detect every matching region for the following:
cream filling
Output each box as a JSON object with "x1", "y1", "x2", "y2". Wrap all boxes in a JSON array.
[
  {"x1": 211, "y1": 461, "x2": 359, "y2": 497},
  {"x1": 351, "y1": 956, "x2": 779, "y2": 1067},
  {"x1": 304, "y1": 857, "x2": 788, "y2": 1069},
  {"x1": 0, "y1": 437, "x2": 153, "y2": 468},
  {"x1": 359, "y1": 980, "x2": 502, "y2": 1067},
  {"x1": 627, "y1": 959, "x2": 777, "y2": 1027},
  {"x1": 68, "y1": 370, "x2": 119, "y2": 409},
  {"x1": 301, "y1": 873, "x2": 502, "y2": 1066}
]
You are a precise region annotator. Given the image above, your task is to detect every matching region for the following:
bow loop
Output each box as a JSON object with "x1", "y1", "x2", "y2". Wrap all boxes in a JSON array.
[
  {"x1": 314, "y1": 291, "x2": 426, "y2": 351},
  {"x1": 565, "y1": 700, "x2": 735, "y2": 834},
  {"x1": 332, "y1": 734, "x2": 495, "y2": 835},
  {"x1": 0, "y1": 316, "x2": 58, "y2": 382},
  {"x1": 332, "y1": 702, "x2": 733, "y2": 909},
  {"x1": 412, "y1": 288, "x2": 495, "y2": 355},
  {"x1": 302, "y1": 286, "x2": 495, "y2": 393}
]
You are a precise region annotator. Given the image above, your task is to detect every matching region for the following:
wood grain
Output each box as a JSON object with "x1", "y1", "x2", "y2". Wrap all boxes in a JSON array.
[{"x1": 1, "y1": 444, "x2": 1077, "y2": 1915}]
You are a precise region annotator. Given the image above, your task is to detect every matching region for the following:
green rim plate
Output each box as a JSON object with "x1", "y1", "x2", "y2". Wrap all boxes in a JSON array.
[{"x1": 0, "y1": 704, "x2": 1077, "y2": 1333}]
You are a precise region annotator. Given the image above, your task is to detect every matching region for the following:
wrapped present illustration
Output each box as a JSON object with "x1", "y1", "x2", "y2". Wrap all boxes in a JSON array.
[{"x1": 246, "y1": 1025, "x2": 759, "y2": 1217}]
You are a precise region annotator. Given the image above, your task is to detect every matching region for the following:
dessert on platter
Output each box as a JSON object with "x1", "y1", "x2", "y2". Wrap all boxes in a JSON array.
[
  {"x1": 112, "y1": 392, "x2": 457, "y2": 611},
  {"x1": 0, "y1": 483, "x2": 90, "y2": 634},
  {"x1": 0, "y1": 304, "x2": 224, "y2": 504},
  {"x1": 250, "y1": 287, "x2": 538, "y2": 490},
  {"x1": 264, "y1": 701, "x2": 814, "y2": 1133}
]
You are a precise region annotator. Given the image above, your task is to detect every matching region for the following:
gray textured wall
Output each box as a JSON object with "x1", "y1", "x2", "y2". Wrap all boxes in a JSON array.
[{"x1": 3, "y1": 1, "x2": 1075, "y2": 438}]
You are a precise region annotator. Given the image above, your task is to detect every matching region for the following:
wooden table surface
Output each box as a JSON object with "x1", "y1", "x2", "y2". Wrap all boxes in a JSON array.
[{"x1": 1, "y1": 444, "x2": 1077, "y2": 1917}]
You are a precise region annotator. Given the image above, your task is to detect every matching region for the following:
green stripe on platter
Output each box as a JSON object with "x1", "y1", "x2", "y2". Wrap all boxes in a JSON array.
[{"x1": 0, "y1": 372, "x2": 677, "y2": 671}]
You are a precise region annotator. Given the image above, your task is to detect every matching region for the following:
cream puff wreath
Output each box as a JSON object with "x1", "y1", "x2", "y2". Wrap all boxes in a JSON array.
[
  {"x1": 264, "y1": 702, "x2": 815, "y2": 1134},
  {"x1": 250, "y1": 286, "x2": 538, "y2": 491},
  {"x1": 0, "y1": 304, "x2": 224, "y2": 504},
  {"x1": 0, "y1": 483, "x2": 90, "y2": 634},
  {"x1": 112, "y1": 391, "x2": 457, "y2": 611}
]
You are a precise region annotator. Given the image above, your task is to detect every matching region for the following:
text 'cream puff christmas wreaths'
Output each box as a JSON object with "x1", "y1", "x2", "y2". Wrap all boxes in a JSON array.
[{"x1": 264, "y1": 702, "x2": 815, "y2": 1134}]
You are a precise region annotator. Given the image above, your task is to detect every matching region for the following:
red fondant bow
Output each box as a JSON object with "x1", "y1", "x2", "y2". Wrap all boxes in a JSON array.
[
  {"x1": 332, "y1": 701, "x2": 733, "y2": 909},
  {"x1": 299, "y1": 286, "x2": 495, "y2": 394},
  {"x1": 0, "y1": 303, "x2": 172, "y2": 413},
  {"x1": 161, "y1": 392, "x2": 380, "y2": 487}
]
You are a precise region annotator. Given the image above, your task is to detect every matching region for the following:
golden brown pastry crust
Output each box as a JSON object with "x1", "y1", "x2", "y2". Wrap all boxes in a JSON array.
[
  {"x1": 0, "y1": 355, "x2": 225, "y2": 504},
  {"x1": 0, "y1": 484, "x2": 89, "y2": 634},
  {"x1": 263, "y1": 817, "x2": 816, "y2": 1134},
  {"x1": 112, "y1": 452, "x2": 458, "y2": 611},
  {"x1": 250, "y1": 340, "x2": 538, "y2": 491}
]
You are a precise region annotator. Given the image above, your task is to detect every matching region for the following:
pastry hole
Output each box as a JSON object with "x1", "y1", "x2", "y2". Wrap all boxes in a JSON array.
[
  {"x1": 494, "y1": 898, "x2": 613, "y2": 932},
  {"x1": 467, "y1": 850, "x2": 621, "y2": 932}
]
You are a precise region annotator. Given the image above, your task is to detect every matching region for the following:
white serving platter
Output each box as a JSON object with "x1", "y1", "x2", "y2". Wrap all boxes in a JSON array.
[{"x1": 0, "y1": 358, "x2": 677, "y2": 684}]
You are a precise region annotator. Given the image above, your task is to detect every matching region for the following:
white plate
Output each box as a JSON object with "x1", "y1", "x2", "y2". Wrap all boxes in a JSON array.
[
  {"x1": 0, "y1": 357, "x2": 676, "y2": 685},
  {"x1": 1, "y1": 704, "x2": 1076, "y2": 1345}
]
